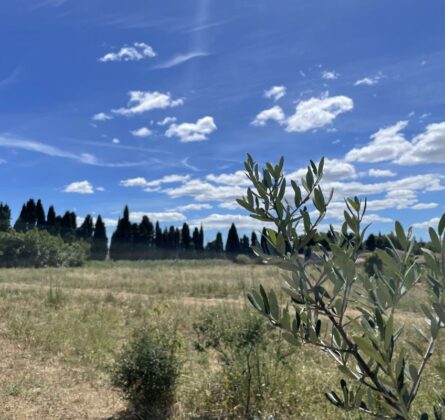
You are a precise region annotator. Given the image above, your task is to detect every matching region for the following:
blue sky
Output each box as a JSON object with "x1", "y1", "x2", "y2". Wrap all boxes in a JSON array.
[{"x1": 1, "y1": 0, "x2": 445, "y2": 240}]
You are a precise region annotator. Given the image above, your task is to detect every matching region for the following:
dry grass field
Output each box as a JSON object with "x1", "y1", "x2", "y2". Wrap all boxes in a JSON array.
[{"x1": 0, "y1": 260, "x2": 442, "y2": 419}]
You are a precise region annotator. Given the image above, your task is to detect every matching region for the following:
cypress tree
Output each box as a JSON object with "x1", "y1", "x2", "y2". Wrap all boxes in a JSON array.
[
  {"x1": 225, "y1": 223, "x2": 240, "y2": 255},
  {"x1": 261, "y1": 227, "x2": 270, "y2": 254},
  {"x1": 46, "y1": 206, "x2": 57, "y2": 234},
  {"x1": 215, "y1": 232, "x2": 224, "y2": 253},
  {"x1": 14, "y1": 204, "x2": 27, "y2": 232},
  {"x1": 240, "y1": 234, "x2": 250, "y2": 254},
  {"x1": 77, "y1": 215, "x2": 94, "y2": 242},
  {"x1": 36, "y1": 199, "x2": 46, "y2": 228},
  {"x1": 0, "y1": 203, "x2": 11, "y2": 232},
  {"x1": 366, "y1": 233, "x2": 377, "y2": 252},
  {"x1": 91, "y1": 215, "x2": 108, "y2": 260},
  {"x1": 61, "y1": 211, "x2": 75, "y2": 240},
  {"x1": 199, "y1": 226, "x2": 204, "y2": 251},
  {"x1": 192, "y1": 227, "x2": 200, "y2": 250},
  {"x1": 251, "y1": 232, "x2": 258, "y2": 247},
  {"x1": 138, "y1": 216, "x2": 154, "y2": 259},
  {"x1": 110, "y1": 205, "x2": 133, "y2": 260},
  {"x1": 182, "y1": 223, "x2": 191, "y2": 251},
  {"x1": 25, "y1": 199, "x2": 37, "y2": 228}
]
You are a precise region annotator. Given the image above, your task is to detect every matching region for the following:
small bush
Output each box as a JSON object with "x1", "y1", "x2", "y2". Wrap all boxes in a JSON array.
[
  {"x1": 0, "y1": 229, "x2": 89, "y2": 268},
  {"x1": 111, "y1": 327, "x2": 181, "y2": 418},
  {"x1": 234, "y1": 254, "x2": 255, "y2": 265},
  {"x1": 363, "y1": 252, "x2": 383, "y2": 276}
]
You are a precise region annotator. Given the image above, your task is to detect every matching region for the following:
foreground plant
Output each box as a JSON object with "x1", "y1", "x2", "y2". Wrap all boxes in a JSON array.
[{"x1": 237, "y1": 155, "x2": 445, "y2": 419}]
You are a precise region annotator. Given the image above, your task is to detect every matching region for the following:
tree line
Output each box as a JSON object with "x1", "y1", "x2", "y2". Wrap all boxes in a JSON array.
[
  {"x1": 0, "y1": 199, "x2": 430, "y2": 262},
  {"x1": 0, "y1": 199, "x2": 261, "y2": 261}
]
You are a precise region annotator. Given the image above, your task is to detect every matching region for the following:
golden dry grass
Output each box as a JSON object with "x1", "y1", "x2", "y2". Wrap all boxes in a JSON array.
[{"x1": 0, "y1": 260, "x2": 442, "y2": 419}]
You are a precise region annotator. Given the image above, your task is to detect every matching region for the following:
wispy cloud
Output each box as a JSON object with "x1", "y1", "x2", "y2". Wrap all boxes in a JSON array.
[
  {"x1": 0, "y1": 135, "x2": 155, "y2": 168},
  {"x1": 152, "y1": 52, "x2": 209, "y2": 70}
]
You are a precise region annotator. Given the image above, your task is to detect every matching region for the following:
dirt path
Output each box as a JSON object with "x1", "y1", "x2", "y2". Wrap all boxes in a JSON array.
[{"x1": 0, "y1": 335, "x2": 124, "y2": 419}]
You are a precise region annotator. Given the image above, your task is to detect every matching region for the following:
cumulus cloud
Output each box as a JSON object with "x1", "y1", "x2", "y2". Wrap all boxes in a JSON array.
[
  {"x1": 346, "y1": 121, "x2": 410, "y2": 163},
  {"x1": 264, "y1": 85, "x2": 286, "y2": 101},
  {"x1": 251, "y1": 106, "x2": 285, "y2": 127},
  {"x1": 346, "y1": 121, "x2": 445, "y2": 165},
  {"x1": 120, "y1": 175, "x2": 190, "y2": 189},
  {"x1": 64, "y1": 180, "x2": 94, "y2": 194},
  {"x1": 397, "y1": 122, "x2": 445, "y2": 165},
  {"x1": 287, "y1": 158, "x2": 357, "y2": 182},
  {"x1": 130, "y1": 211, "x2": 186, "y2": 222},
  {"x1": 92, "y1": 112, "x2": 112, "y2": 121},
  {"x1": 172, "y1": 203, "x2": 212, "y2": 212},
  {"x1": 165, "y1": 179, "x2": 244, "y2": 202},
  {"x1": 321, "y1": 71, "x2": 339, "y2": 80},
  {"x1": 206, "y1": 170, "x2": 251, "y2": 186},
  {"x1": 165, "y1": 116, "x2": 217, "y2": 142},
  {"x1": 368, "y1": 169, "x2": 397, "y2": 178},
  {"x1": 113, "y1": 91, "x2": 184, "y2": 116},
  {"x1": 99, "y1": 42, "x2": 156, "y2": 62},
  {"x1": 131, "y1": 127, "x2": 152, "y2": 137},
  {"x1": 286, "y1": 94, "x2": 353, "y2": 132},
  {"x1": 190, "y1": 213, "x2": 271, "y2": 230},
  {"x1": 412, "y1": 217, "x2": 441, "y2": 230}
]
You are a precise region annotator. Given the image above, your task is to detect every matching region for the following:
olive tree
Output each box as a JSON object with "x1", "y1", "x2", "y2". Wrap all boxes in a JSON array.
[{"x1": 237, "y1": 155, "x2": 445, "y2": 419}]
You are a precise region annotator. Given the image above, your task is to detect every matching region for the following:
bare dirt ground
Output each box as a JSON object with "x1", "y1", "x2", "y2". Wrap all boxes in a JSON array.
[{"x1": 0, "y1": 335, "x2": 124, "y2": 420}]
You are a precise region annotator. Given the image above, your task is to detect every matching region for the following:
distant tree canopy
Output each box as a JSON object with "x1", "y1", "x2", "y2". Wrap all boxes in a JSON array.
[{"x1": 1, "y1": 198, "x2": 432, "y2": 262}]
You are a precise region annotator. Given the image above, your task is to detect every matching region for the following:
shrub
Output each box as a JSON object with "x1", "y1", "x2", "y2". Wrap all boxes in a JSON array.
[
  {"x1": 363, "y1": 252, "x2": 383, "y2": 277},
  {"x1": 0, "y1": 229, "x2": 89, "y2": 268},
  {"x1": 111, "y1": 327, "x2": 181, "y2": 418},
  {"x1": 193, "y1": 307, "x2": 292, "y2": 418},
  {"x1": 234, "y1": 254, "x2": 255, "y2": 265},
  {"x1": 238, "y1": 155, "x2": 445, "y2": 419}
]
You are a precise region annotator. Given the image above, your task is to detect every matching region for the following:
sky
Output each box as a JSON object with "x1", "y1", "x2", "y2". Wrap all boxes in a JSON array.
[{"x1": 1, "y1": 0, "x2": 445, "y2": 241}]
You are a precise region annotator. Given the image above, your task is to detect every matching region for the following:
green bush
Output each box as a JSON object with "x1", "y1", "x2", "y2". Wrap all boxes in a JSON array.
[
  {"x1": 234, "y1": 254, "x2": 255, "y2": 265},
  {"x1": 193, "y1": 307, "x2": 292, "y2": 418},
  {"x1": 363, "y1": 252, "x2": 383, "y2": 277},
  {"x1": 111, "y1": 327, "x2": 181, "y2": 418},
  {"x1": 0, "y1": 229, "x2": 89, "y2": 268}
]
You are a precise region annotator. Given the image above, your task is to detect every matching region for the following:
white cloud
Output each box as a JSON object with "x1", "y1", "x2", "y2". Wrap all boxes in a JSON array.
[
  {"x1": 131, "y1": 127, "x2": 152, "y2": 137},
  {"x1": 219, "y1": 201, "x2": 240, "y2": 210},
  {"x1": 354, "y1": 74, "x2": 383, "y2": 86},
  {"x1": 397, "y1": 122, "x2": 445, "y2": 165},
  {"x1": 120, "y1": 174, "x2": 190, "y2": 189},
  {"x1": 411, "y1": 202, "x2": 438, "y2": 210},
  {"x1": 64, "y1": 180, "x2": 94, "y2": 194},
  {"x1": 152, "y1": 51, "x2": 209, "y2": 69},
  {"x1": 368, "y1": 169, "x2": 397, "y2": 178},
  {"x1": 172, "y1": 203, "x2": 212, "y2": 212},
  {"x1": 157, "y1": 117, "x2": 177, "y2": 126},
  {"x1": 251, "y1": 106, "x2": 285, "y2": 127},
  {"x1": 346, "y1": 121, "x2": 445, "y2": 165},
  {"x1": 321, "y1": 71, "x2": 339, "y2": 80},
  {"x1": 99, "y1": 42, "x2": 156, "y2": 62},
  {"x1": 345, "y1": 121, "x2": 410, "y2": 163},
  {"x1": 92, "y1": 112, "x2": 112, "y2": 121},
  {"x1": 264, "y1": 85, "x2": 286, "y2": 101},
  {"x1": 190, "y1": 213, "x2": 272, "y2": 230},
  {"x1": 113, "y1": 91, "x2": 184, "y2": 116},
  {"x1": 130, "y1": 211, "x2": 186, "y2": 223},
  {"x1": 165, "y1": 179, "x2": 244, "y2": 202},
  {"x1": 286, "y1": 94, "x2": 353, "y2": 132},
  {"x1": 96, "y1": 186, "x2": 105, "y2": 192},
  {"x1": 287, "y1": 158, "x2": 357, "y2": 182},
  {"x1": 165, "y1": 116, "x2": 217, "y2": 142},
  {"x1": 412, "y1": 217, "x2": 441, "y2": 230},
  {"x1": 112, "y1": 138, "x2": 120, "y2": 144},
  {"x1": 206, "y1": 170, "x2": 252, "y2": 186}
]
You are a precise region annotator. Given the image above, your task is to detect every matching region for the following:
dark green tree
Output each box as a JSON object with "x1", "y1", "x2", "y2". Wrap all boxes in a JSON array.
[
  {"x1": 240, "y1": 234, "x2": 250, "y2": 254},
  {"x1": 365, "y1": 233, "x2": 377, "y2": 251},
  {"x1": 225, "y1": 223, "x2": 240, "y2": 255},
  {"x1": 0, "y1": 203, "x2": 11, "y2": 232},
  {"x1": 46, "y1": 205, "x2": 58, "y2": 235},
  {"x1": 182, "y1": 223, "x2": 191, "y2": 251},
  {"x1": 110, "y1": 206, "x2": 133, "y2": 260},
  {"x1": 91, "y1": 215, "x2": 108, "y2": 260},
  {"x1": 77, "y1": 215, "x2": 94, "y2": 242},
  {"x1": 137, "y1": 216, "x2": 154, "y2": 259},
  {"x1": 36, "y1": 199, "x2": 46, "y2": 228}
]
